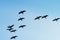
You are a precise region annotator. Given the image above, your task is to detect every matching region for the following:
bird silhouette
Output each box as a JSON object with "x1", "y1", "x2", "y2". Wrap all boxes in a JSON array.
[
  {"x1": 41, "y1": 15, "x2": 48, "y2": 19},
  {"x1": 19, "y1": 25, "x2": 26, "y2": 28},
  {"x1": 7, "y1": 28, "x2": 13, "y2": 31},
  {"x1": 18, "y1": 17, "x2": 25, "y2": 21},
  {"x1": 10, "y1": 36, "x2": 18, "y2": 39},
  {"x1": 18, "y1": 10, "x2": 26, "y2": 14},
  {"x1": 10, "y1": 29, "x2": 16, "y2": 32},
  {"x1": 52, "y1": 18, "x2": 60, "y2": 21},
  {"x1": 8, "y1": 24, "x2": 14, "y2": 28},
  {"x1": 34, "y1": 16, "x2": 42, "y2": 20}
]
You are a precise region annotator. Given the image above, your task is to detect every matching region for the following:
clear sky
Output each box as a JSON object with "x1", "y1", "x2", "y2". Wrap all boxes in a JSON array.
[{"x1": 0, "y1": 0, "x2": 60, "y2": 40}]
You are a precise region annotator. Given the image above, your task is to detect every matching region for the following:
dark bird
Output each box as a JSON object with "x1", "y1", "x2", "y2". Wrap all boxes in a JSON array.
[
  {"x1": 19, "y1": 25, "x2": 26, "y2": 28},
  {"x1": 41, "y1": 15, "x2": 48, "y2": 19},
  {"x1": 18, "y1": 10, "x2": 26, "y2": 14},
  {"x1": 7, "y1": 28, "x2": 13, "y2": 31},
  {"x1": 8, "y1": 24, "x2": 14, "y2": 28},
  {"x1": 10, "y1": 29, "x2": 16, "y2": 32},
  {"x1": 10, "y1": 36, "x2": 18, "y2": 39},
  {"x1": 52, "y1": 18, "x2": 60, "y2": 21},
  {"x1": 18, "y1": 17, "x2": 25, "y2": 21},
  {"x1": 34, "y1": 16, "x2": 42, "y2": 20}
]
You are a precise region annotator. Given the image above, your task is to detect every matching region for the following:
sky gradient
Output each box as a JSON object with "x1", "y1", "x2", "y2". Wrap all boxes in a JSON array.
[{"x1": 0, "y1": 0, "x2": 60, "y2": 40}]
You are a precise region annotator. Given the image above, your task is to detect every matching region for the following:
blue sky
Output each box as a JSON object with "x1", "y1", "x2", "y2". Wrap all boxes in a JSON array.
[{"x1": 0, "y1": 0, "x2": 60, "y2": 40}]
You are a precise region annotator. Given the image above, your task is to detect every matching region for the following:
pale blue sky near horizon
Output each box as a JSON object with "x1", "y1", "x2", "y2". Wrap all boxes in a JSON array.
[{"x1": 0, "y1": 0, "x2": 60, "y2": 40}]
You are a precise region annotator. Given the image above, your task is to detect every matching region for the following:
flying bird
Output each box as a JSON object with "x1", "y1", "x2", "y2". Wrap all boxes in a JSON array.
[
  {"x1": 7, "y1": 28, "x2": 13, "y2": 31},
  {"x1": 34, "y1": 16, "x2": 42, "y2": 20},
  {"x1": 8, "y1": 24, "x2": 14, "y2": 28},
  {"x1": 18, "y1": 17, "x2": 25, "y2": 21},
  {"x1": 41, "y1": 15, "x2": 48, "y2": 19},
  {"x1": 52, "y1": 18, "x2": 60, "y2": 21},
  {"x1": 18, "y1": 10, "x2": 26, "y2": 14},
  {"x1": 10, "y1": 36, "x2": 18, "y2": 39},
  {"x1": 10, "y1": 29, "x2": 16, "y2": 32},
  {"x1": 19, "y1": 25, "x2": 26, "y2": 28}
]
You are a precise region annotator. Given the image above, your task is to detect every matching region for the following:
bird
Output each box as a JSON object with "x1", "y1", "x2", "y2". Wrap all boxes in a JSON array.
[
  {"x1": 34, "y1": 16, "x2": 42, "y2": 20},
  {"x1": 7, "y1": 24, "x2": 14, "y2": 28},
  {"x1": 18, "y1": 10, "x2": 26, "y2": 14},
  {"x1": 52, "y1": 18, "x2": 60, "y2": 21},
  {"x1": 10, "y1": 36, "x2": 18, "y2": 39},
  {"x1": 18, "y1": 17, "x2": 25, "y2": 21},
  {"x1": 10, "y1": 29, "x2": 16, "y2": 32},
  {"x1": 41, "y1": 15, "x2": 48, "y2": 19},
  {"x1": 7, "y1": 28, "x2": 13, "y2": 31},
  {"x1": 19, "y1": 25, "x2": 26, "y2": 28}
]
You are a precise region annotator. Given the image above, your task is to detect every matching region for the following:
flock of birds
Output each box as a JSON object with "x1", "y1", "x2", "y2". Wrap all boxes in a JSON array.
[{"x1": 6, "y1": 10, "x2": 60, "y2": 40}]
